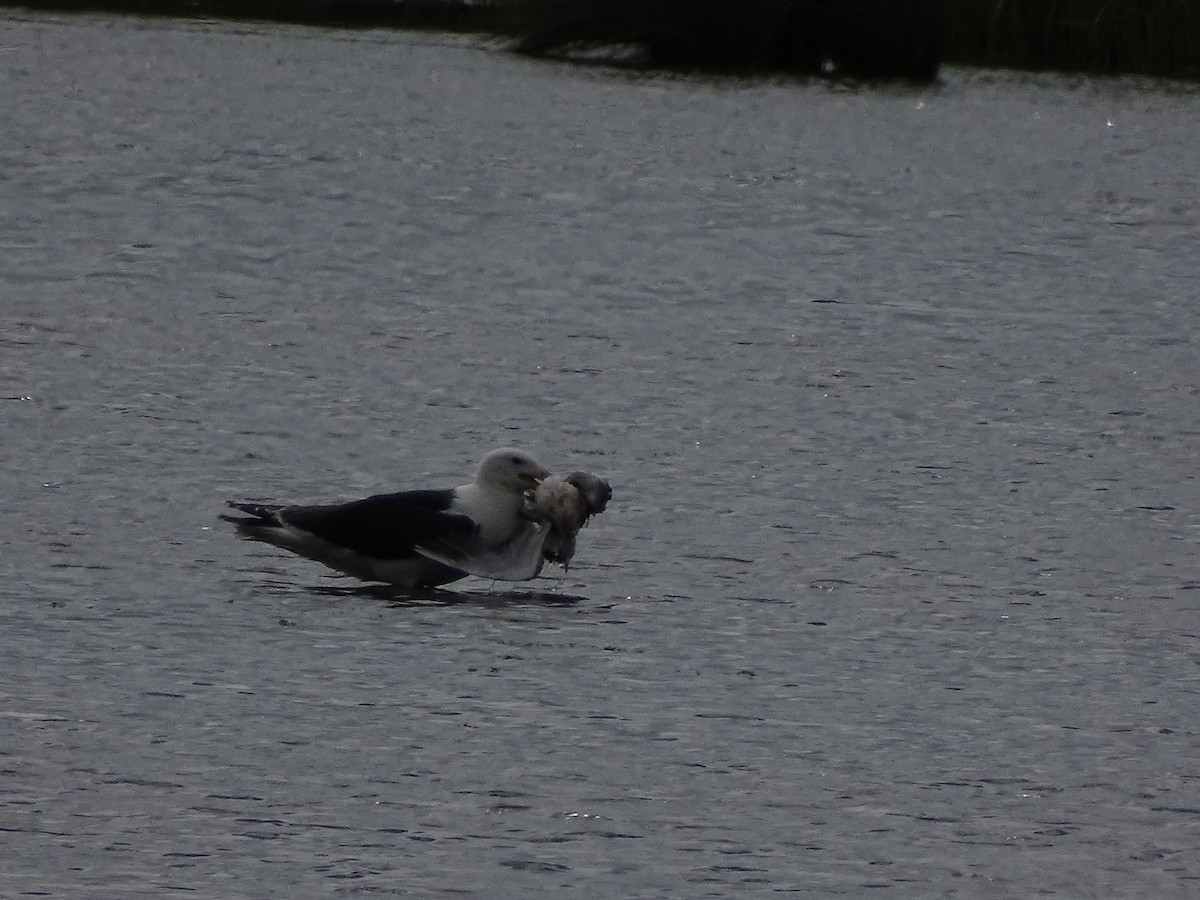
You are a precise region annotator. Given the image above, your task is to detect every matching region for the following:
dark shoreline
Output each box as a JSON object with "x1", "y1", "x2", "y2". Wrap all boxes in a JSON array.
[
  {"x1": 3, "y1": 0, "x2": 1198, "y2": 82},
  {"x1": 0, "y1": 0, "x2": 500, "y2": 31}
]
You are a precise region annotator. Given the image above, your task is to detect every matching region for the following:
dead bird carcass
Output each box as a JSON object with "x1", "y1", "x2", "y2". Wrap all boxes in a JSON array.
[{"x1": 526, "y1": 471, "x2": 613, "y2": 571}]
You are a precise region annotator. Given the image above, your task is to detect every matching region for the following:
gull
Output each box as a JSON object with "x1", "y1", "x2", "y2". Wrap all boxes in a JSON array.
[{"x1": 222, "y1": 447, "x2": 551, "y2": 590}]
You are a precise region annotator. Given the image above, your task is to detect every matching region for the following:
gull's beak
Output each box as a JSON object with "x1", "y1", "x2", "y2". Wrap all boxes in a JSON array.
[{"x1": 521, "y1": 469, "x2": 549, "y2": 489}]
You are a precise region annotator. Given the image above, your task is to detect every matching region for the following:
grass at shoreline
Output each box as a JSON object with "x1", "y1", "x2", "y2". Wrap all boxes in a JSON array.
[
  {"x1": 945, "y1": 0, "x2": 1200, "y2": 79},
  {"x1": 2, "y1": 0, "x2": 1197, "y2": 81}
]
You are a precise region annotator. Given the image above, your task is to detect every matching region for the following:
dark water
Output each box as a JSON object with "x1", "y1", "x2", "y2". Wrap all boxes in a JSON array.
[{"x1": 3, "y1": 12, "x2": 1200, "y2": 897}]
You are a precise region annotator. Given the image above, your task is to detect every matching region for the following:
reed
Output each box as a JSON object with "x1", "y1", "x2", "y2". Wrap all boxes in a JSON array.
[{"x1": 945, "y1": 0, "x2": 1200, "y2": 78}]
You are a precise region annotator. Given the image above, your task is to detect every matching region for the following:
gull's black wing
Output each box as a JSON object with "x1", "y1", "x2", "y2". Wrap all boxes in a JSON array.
[{"x1": 228, "y1": 489, "x2": 477, "y2": 561}]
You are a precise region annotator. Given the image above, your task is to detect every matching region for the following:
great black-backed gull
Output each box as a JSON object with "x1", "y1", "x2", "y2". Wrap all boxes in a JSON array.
[
  {"x1": 223, "y1": 448, "x2": 613, "y2": 591},
  {"x1": 223, "y1": 447, "x2": 553, "y2": 590}
]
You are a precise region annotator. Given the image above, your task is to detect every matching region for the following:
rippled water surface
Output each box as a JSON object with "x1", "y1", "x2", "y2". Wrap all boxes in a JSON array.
[{"x1": 3, "y1": 13, "x2": 1200, "y2": 897}]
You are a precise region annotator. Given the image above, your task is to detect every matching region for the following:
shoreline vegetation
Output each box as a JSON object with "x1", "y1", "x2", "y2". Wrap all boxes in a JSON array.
[{"x1": 4, "y1": 0, "x2": 1198, "y2": 82}]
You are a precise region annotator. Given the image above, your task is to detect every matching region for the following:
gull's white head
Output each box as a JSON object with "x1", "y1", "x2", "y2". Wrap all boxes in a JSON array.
[{"x1": 476, "y1": 447, "x2": 550, "y2": 494}]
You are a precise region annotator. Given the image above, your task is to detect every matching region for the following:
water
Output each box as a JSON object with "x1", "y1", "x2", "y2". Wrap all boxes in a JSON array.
[{"x1": 3, "y1": 12, "x2": 1199, "y2": 897}]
